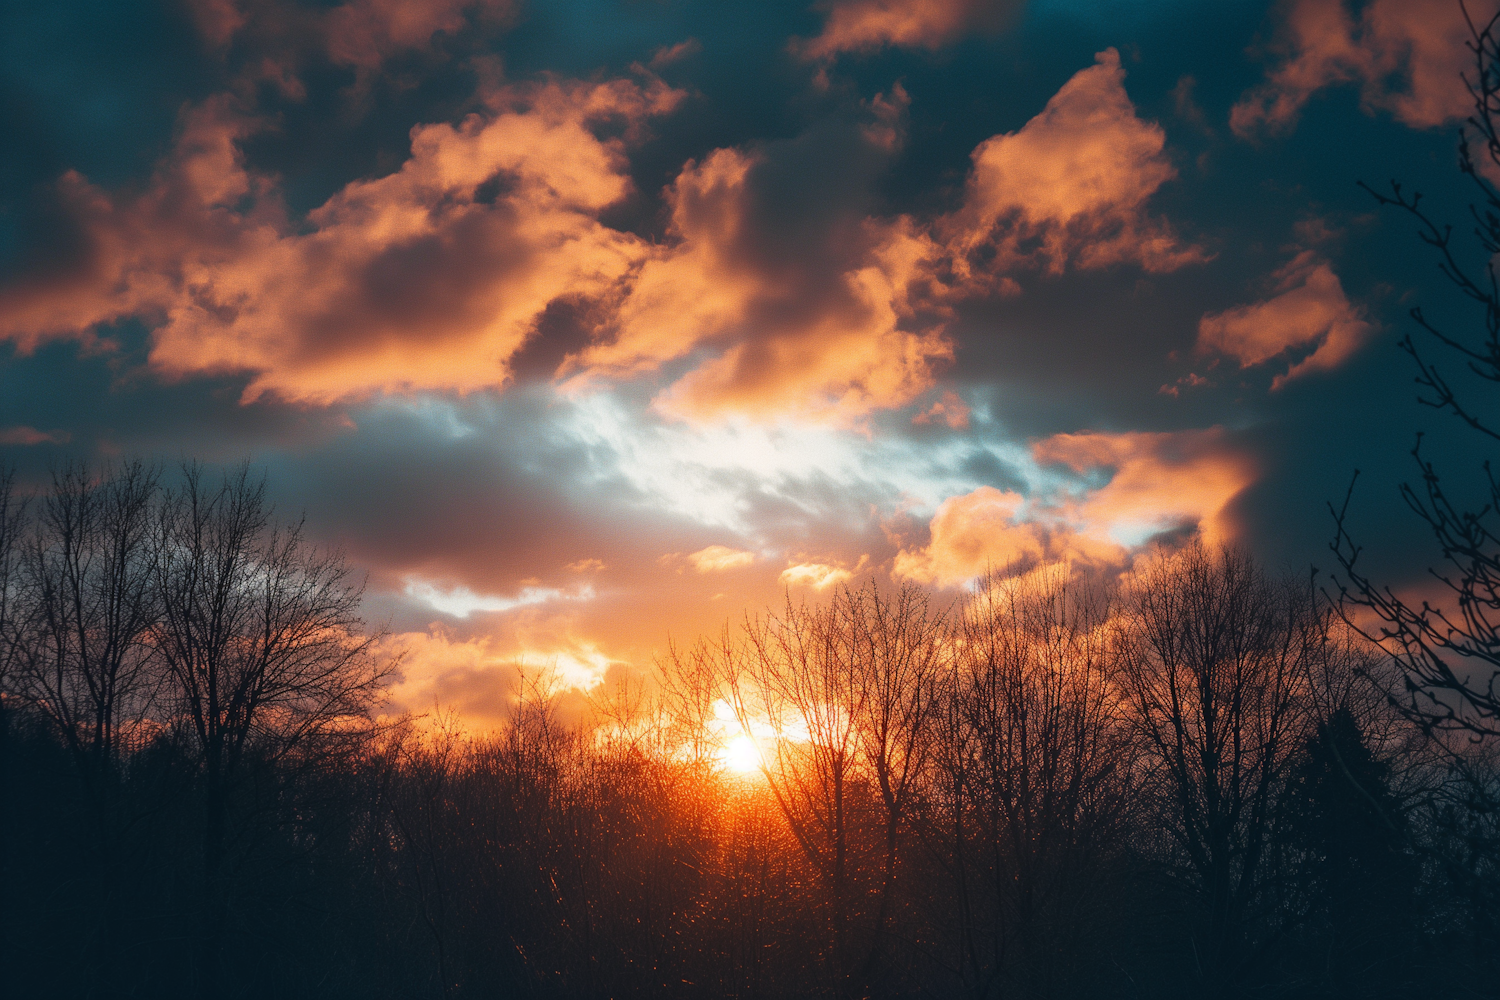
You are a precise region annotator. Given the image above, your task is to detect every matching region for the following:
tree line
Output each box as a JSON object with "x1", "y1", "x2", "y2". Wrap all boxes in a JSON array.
[{"x1": 0, "y1": 463, "x2": 1494, "y2": 998}]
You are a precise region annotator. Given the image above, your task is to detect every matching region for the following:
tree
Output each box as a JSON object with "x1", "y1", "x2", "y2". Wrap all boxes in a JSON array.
[
  {"x1": 1284, "y1": 707, "x2": 1419, "y2": 997},
  {"x1": 728, "y1": 581, "x2": 947, "y2": 999},
  {"x1": 9, "y1": 461, "x2": 160, "y2": 992},
  {"x1": 1323, "y1": 6, "x2": 1500, "y2": 987},
  {"x1": 15, "y1": 462, "x2": 160, "y2": 780},
  {"x1": 1332, "y1": 5, "x2": 1500, "y2": 740},
  {"x1": 0, "y1": 467, "x2": 24, "y2": 711},
  {"x1": 1114, "y1": 542, "x2": 1312, "y2": 992},
  {"x1": 0, "y1": 467, "x2": 25, "y2": 983},
  {"x1": 935, "y1": 565, "x2": 1136, "y2": 1000},
  {"x1": 149, "y1": 462, "x2": 389, "y2": 998}
]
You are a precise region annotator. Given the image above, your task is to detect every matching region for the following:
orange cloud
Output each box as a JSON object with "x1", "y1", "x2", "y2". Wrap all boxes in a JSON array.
[
  {"x1": 687, "y1": 545, "x2": 757, "y2": 572},
  {"x1": 189, "y1": 0, "x2": 516, "y2": 67},
  {"x1": 0, "y1": 95, "x2": 267, "y2": 356},
  {"x1": 0, "y1": 426, "x2": 71, "y2": 446},
  {"x1": 560, "y1": 55, "x2": 1206, "y2": 427},
  {"x1": 566, "y1": 142, "x2": 953, "y2": 426},
  {"x1": 895, "y1": 428, "x2": 1255, "y2": 587},
  {"x1": 912, "y1": 389, "x2": 970, "y2": 429},
  {"x1": 792, "y1": 0, "x2": 1013, "y2": 60},
  {"x1": 379, "y1": 629, "x2": 618, "y2": 732},
  {"x1": 1196, "y1": 251, "x2": 1370, "y2": 389},
  {"x1": 379, "y1": 630, "x2": 522, "y2": 731},
  {"x1": 1034, "y1": 428, "x2": 1255, "y2": 549},
  {"x1": 892, "y1": 487, "x2": 1050, "y2": 586},
  {"x1": 650, "y1": 38, "x2": 702, "y2": 69},
  {"x1": 779, "y1": 557, "x2": 866, "y2": 590},
  {"x1": 326, "y1": 0, "x2": 515, "y2": 68},
  {"x1": 0, "y1": 78, "x2": 683, "y2": 403},
  {"x1": 1, "y1": 53, "x2": 1204, "y2": 430},
  {"x1": 941, "y1": 49, "x2": 1208, "y2": 285},
  {"x1": 1231, "y1": 0, "x2": 1473, "y2": 138}
]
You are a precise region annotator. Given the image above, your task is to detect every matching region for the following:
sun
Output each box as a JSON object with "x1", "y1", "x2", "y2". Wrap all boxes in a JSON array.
[{"x1": 719, "y1": 734, "x2": 763, "y2": 775}]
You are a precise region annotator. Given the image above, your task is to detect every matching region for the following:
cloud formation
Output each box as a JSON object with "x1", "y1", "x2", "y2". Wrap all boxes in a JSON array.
[
  {"x1": 912, "y1": 389, "x2": 971, "y2": 429},
  {"x1": 941, "y1": 49, "x2": 1208, "y2": 286},
  {"x1": 378, "y1": 627, "x2": 617, "y2": 732},
  {"x1": 687, "y1": 545, "x2": 757, "y2": 572},
  {"x1": 0, "y1": 77, "x2": 683, "y2": 403},
  {"x1": 780, "y1": 559, "x2": 862, "y2": 590},
  {"x1": 1034, "y1": 429, "x2": 1255, "y2": 549},
  {"x1": 568, "y1": 52, "x2": 1203, "y2": 425},
  {"x1": 190, "y1": 0, "x2": 516, "y2": 68},
  {"x1": 893, "y1": 486, "x2": 1049, "y2": 585},
  {"x1": 0, "y1": 426, "x2": 71, "y2": 446},
  {"x1": 895, "y1": 428, "x2": 1255, "y2": 587},
  {"x1": 0, "y1": 44, "x2": 1208, "y2": 431},
  {"x1": 1231, "y1": 0, "x2": 1473, "y2": 138},
  {"x1": 792, "y1": 0, "x2": 1015, "y2": 59},
  {"x1": 1196, "y1": 251, "x2": 1370, "y2": 389},
  {"x1": 566, "y1": 126, "x2": 955, "y2": 426}
]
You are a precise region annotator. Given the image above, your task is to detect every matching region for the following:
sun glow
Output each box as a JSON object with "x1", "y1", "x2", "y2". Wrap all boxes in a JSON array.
[
  {"x1": 709, "y1": 699, "x2": 779, "y2": 777},
  {"x1": 720, "y1": 733, "x2": 763, "y2": 774}
]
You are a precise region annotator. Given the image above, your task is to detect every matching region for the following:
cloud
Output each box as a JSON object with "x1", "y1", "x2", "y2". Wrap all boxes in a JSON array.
[
  {"x1": 403, "y1": 577, "x2": 591, "y2": 618},
  {"x1": 0, "y1": 77, "x2": 684, "y2": 404},
  {"x1": 780, "y1": 562, "x2": 853, "y2": 590},
  {"x1": 895, "y1": 428, "x2": 1255, "y2": 587},
  {"x1": 378, "y1": 628, "x2": 616, "y2": 732},
  {"x1": 325, "y1": 0, "x2": 516, "y2": 69},
  {"x1": 940, "y1": 49, "x2": 1208, "y2": 286},
  {"x1": 792, "y1": 0, "x2": 1017, "y2": 60},
  {"x1": 1231, "y1": 0, "x2": 1472, "y2": 138},
  {"x1": 188, "y1": 0, "x2": 516, "y2": 69},
  {"x1": 687, "y1": 545, "x2": 757, "y2": 572},
  {"x1": 892, "y1": 487, "x2": 1050, "y2": 585},
  {"x1": 649, "y1": 38, "x2": 702, "y2": 69},
  {"x1": 377, "y1": 630, "x2": 521, "y2": 730},
  {"x1": 1196, "y1": 250, "x2": 1370, "y2": 389},
  {"x1": 912, "y1": 389, "x2": 970, "y2": 429},
  {"x1": 0, "y1": 50, "x2": 1208, "y2": 432},
  {"x1": 0, "y1": 426, "x2": 72, "y2": 446},
  {"x1": 565, "y1": 110, "x2": 955, "y2": 427},
  {"x1": 1033, "y1": 428, "x2": 1256, "y2": 549}
]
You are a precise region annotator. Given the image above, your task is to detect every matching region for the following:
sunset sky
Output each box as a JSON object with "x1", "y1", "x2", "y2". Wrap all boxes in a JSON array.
[{"x1": 1, "y1": 0, "x2": 1490, "y2": 726}]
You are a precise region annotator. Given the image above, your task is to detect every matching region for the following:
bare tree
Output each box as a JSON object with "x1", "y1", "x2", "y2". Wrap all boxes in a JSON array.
[
  {"x1": 0, "y1": 468, "x2": 25, "y2": 709},
  {"x1": 15, "y1": 462, "x2": 161, "y2": 778},
  {"x1": 733, "y1": 589, "x2": 868, "y2": 997},
  {"x1": 1115, "y1": 542, "x2": 1311, "y2": 990},
  {"x1": 149, "y1": 462, "x2": 389, "y2": 998},
  {"x1": 936, "y1": 565, "x2": 1134, "y2": 999},
  {"x1": 0, "y1": 467, "x2": 26, "y2": 971},
  {"x1": 1332, "y1": 5, "x2": 1500, "y2": 740},
  {"x1": 846, "y1": 581, "x2": 948, "y2": 981},
  {"x1": 727, "y1": 582, "x2": 945, "y2": 998},
  {"x1": 7, "y1": 462, "x2": 161, "y2": 991}
]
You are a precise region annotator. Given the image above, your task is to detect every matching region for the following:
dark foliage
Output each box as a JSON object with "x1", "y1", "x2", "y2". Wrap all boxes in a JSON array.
[{"x1": 1, "y1": 485, "x2": 1495, "y2": 998}]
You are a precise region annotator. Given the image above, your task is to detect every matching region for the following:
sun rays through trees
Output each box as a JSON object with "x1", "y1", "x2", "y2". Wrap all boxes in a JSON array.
[{"x1": 2, "y1": 468, "x2": 1496, "y2": 999}]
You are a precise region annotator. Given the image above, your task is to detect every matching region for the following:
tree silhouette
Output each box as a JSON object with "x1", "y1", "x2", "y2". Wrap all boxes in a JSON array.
[
  {"x1": 1332, "y1": 5, "x2": 1500, "y2": 740},
  {"x1": 1285, "y1": 707, "x2": 1418, "y2": 997},
  {"x1": 1115, "y1": 542, "x2": 1313, "y2": 993},
  {"x1": 149, "y1": 463, "x2": 390, "y2": 998}
]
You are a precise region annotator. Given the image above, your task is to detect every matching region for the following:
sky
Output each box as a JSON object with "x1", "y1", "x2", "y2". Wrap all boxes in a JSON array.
[{"x1": 2, "y1": 0, "x2": 1495, "y2": 727}]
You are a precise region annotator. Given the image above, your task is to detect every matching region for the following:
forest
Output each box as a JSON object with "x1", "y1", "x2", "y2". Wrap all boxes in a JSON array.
[{"x1": 0, "y1": 459, "x2": 1495, "y2": 999}]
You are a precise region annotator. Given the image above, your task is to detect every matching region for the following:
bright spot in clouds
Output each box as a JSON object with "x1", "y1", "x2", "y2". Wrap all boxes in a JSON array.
[
  {"x1": 404, "y1": 578, "x2": 591, "y2": 618},
  {"x1": 781, "y1": 560, "x2": 861, "y2": 590},
  {"x1": 688, "y1": 545, "x2": 757, "y2": 572}
]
